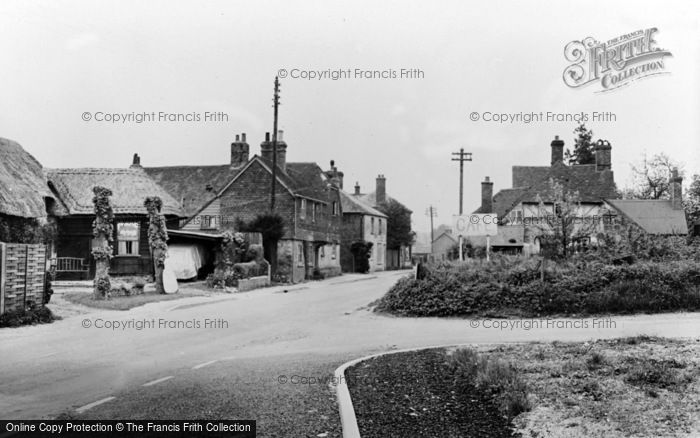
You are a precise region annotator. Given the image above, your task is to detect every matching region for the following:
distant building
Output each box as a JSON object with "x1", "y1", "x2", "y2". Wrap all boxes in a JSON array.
[
  {"x1": 431, "y1": 231, "x2": 457, "y2": 262},
  {"x1": 337, "y1": 183, "x2": 387, "y2": 273},
  {"x1": 351, "y1": 175, "x2": 413, "y2": 269}
]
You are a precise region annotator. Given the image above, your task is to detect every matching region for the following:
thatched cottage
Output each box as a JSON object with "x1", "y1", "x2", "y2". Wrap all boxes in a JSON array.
[
  {"x1": 46, "y1": 159, "x2": 184, "y2": 278},
  {"x1": 0, "y1": 137, "x2": 59, "y2": 242}
]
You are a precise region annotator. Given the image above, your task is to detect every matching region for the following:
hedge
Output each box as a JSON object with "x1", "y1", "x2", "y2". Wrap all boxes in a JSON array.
[{"x1": 375, "y1": 260, "x2": 700, "y2": 317}]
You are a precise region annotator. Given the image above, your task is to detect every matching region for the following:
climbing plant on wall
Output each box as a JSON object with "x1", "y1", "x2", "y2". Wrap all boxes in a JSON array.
[
  {"x1": 92, "y1": 186, "x2": 114, "y2": 299},
  {"x1": 145, "y1": 196, "x2": 169, "y2": 294}
]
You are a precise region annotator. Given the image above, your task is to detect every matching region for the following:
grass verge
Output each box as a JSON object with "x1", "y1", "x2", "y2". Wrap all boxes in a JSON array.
[{"x1": 63, "y1": 288, "x2": 210, "y2": 311}]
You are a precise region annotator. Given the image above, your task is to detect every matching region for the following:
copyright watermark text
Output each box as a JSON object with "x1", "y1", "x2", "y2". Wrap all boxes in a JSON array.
[
  {"x1": 81, "y1": 318, "x2": 229, "y2": 330},
  {"x1": 468, "y1": 318, "x2": 617, "y2": 330},
  {"x1": 81, "y1": 111, "x2": 229, "y2": 123}
]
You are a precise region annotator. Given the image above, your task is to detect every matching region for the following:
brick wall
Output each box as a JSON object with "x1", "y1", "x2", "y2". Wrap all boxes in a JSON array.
[{"x1": 0, "y1": 242, "x2": 47, "y2": 314}]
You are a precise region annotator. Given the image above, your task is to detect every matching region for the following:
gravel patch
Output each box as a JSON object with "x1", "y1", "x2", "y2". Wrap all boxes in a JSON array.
[{"x1": 345, "y1": 348, "x2": 518, "y2": 437}]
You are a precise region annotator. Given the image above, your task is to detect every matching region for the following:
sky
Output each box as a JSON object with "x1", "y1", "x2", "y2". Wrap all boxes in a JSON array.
[{"x1": 1, "y1": 0, "x2": 699, "y2": 237}]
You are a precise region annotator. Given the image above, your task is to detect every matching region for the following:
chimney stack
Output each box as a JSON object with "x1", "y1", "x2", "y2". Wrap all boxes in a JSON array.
[
  {"x1": 550, "y1": 135, "x2": 564, "y2": 165},
  {"x1": 325, "y1": 159, "x2": 344, "y2": 189},
  {"x1": 670, "y1": 167, "x2": 683, "y2": 210},
  {"x1": 230, "y1": 132, "x2": 250, "y2": 167},
  {"x1": 481, "y1": 176, "x2": 494, "y2": 213},
  {"x1": 376, "y1": 174, "x2": 386, "y2": 205},
  {"x1": 594, "y1": 139, "x2": 612, "y2": 171},
  {"x1": 260, "y1": 130, "x2": 287, "y2": 172},
  {"x1": 354, "y1": 182, "x2": 361, "y2": 195},
  {"x1": 130, "y1": 153, "x2": 141, "y2": 168}
]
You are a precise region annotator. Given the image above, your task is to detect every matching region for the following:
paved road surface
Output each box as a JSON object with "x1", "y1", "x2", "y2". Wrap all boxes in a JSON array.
[{"x1": 1, "y1": 270, "x2": 698, "y2": 431}]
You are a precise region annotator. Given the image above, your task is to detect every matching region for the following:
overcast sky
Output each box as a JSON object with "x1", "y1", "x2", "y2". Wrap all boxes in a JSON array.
[{"x1": 1, "y1": 0, "x2": 698, "y2": 234}]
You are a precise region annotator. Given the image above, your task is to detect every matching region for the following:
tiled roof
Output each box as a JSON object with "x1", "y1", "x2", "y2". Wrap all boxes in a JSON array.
[
  {"x1": 284, "y1": 162, "x2": 334, "y2": 202},
  {"x1": 353, "y1": 192, "x2": 413, "y2": 214},
  {"x1": 145, "y1": 164, "x2": 243, "y2": 217},
  {"x1": 0, "y1": 137, "x2": 55, "y2": 218},
  {"x1": 605, "y1": 199, "x2": 688, "y2": 235},
  {"x1": 46, "y1": 167, "x2": 184, "y2": 216},
  {"x1": 520, "y1": 163, "x2": 617, "y2": 203},
  {"x1": 339, "y1": 190, "x2": 387, "y2": 217},
  {"x1": 473, "y1": 187, "x2": 529, "y2": 219}
]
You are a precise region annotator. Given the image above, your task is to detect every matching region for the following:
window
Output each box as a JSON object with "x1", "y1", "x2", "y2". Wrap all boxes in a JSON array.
[
  {"x1": 312, "y1": 203, "x2": 317, "y2": 222},
  {"x1": 117, "y1": 222, "x2": 140, "y2": 256},
  {"x1": 200, "y1": 215, "x2": 218, "y2": 230},
  {"x1": 300, "y1": 199, "x2": 307, "y2": 219},
  {"x1": 332, "y1": 201, "x2": 339, "y2": 216},
  {"x1": 378, "y1": 219, "x2": 383, "y2": 235},
  {"x1": 371, "y1": 217, "x2": 375, "y2": 235},
  {"x1": 320, "y1": 245, "x2": 325, "y2": 258},
  {"x1": 331, "y1": 244, "x2": 337, "y2": 260},
  {"x1": 506, "y1": 209, "x2": 523, "y2": 226},
  {"x1": 377, "y1": 243, "x2": 383, "y2": 265},
  {"x1": 297, "y1": 243, "x2": 304, "y2": 267}
]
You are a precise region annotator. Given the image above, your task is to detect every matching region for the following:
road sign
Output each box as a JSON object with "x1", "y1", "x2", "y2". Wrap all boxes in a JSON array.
[{"x1": 452, "y1": 214, "x2": 498, "y2": 237}]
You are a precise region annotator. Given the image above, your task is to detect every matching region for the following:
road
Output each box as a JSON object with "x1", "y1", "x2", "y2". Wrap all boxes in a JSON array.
[{"x1": 1, "y1": 270, "x2": 699, "y2": 434}]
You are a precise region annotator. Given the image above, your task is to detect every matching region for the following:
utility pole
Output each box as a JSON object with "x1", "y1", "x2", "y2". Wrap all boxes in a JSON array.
[
  {"x1": 425, "y1": 206, "x2": 437, "y2": 258},
  {"x1": 270, "y1": 76, "x2": 281, "y2": 212},
  {"x1": 451, "y1": 148, "x2": 473, "y2": 215},
  {"x1": 451, "y1": 148, "x2": 472, "y2": 261}
]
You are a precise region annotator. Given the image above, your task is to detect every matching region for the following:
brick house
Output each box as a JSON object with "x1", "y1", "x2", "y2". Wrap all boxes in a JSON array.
[
  {"x1": 470, "y1": 136, "x2": 687, "y2": 255},
  {"x1": 146, "y1": 132, "x2": 342, "y2": 283},
  {"x1": 351, "y1": 175, "x2": 413, "y2": 269},
  {"x1": 337, "y1": 183, "x2": 387, "y2": 273}
]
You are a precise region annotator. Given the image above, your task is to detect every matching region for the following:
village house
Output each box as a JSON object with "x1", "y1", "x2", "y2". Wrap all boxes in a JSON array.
[
  {"x1": 470, "y1": 136, "x2": 687, "y2": 255},
  {"x1": 146, "y1": 131, "x2": 342, "y2": 283},
  {"x1": 430, "y1": 230, "x2": 458, "y2": 262},
  {"x1": 0, "y1": 137, "x2": 58, "y2": 314},
  {"x1": 337, "y1": 179, "x2": 388, "y2": 273},
  {"x1": 351, "y1": 175, "x2": 413, "y2": 269},
  {"x1": 46, "y1": 158, "x2": 184, "y2": 279}
]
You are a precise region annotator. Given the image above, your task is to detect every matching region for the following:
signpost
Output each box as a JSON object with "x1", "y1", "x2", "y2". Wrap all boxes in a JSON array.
[{"x1": 452, "y1": 213, "x2": 498, "y2": 261}]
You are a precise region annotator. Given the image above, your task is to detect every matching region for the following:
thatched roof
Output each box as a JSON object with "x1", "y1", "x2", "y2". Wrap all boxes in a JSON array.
[
  {"x1": 46, "y1": 167, "x2": 184, "y2": 216},
  {"x1": 0, "y1": 137, "x2": 55, "y2": 218}
]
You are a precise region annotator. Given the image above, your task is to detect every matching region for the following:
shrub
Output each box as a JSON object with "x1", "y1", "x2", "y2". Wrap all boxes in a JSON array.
[
  {"x1": 0, "y1": 306, "x2": 57, "y2": 328},
  {"x1": 375, "y1": 258, "x2": 700, "y2": 317}
]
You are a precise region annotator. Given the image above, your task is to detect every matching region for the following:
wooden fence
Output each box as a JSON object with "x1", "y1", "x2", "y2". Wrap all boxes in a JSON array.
[{"x1": 0, "y1": 242, "x2": 47, "y2": 315}]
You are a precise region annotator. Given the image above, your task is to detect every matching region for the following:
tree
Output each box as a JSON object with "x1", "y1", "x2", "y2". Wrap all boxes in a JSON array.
[
  {"x1": 350, "y1": 241, "x2": 373, "y2": 273},
  {"x1": 145, "y1": 197, "x2": 169, "y2": 294},
  {"x1": 564, "y1": 123, "x2": 596, "y2": 165},
  {"x1": 534, "y1": 179, "x2": 600, "y2": 259},
  {"x1": 92, "y1": 186, "x2": 114, "y2": 299},
  {"x1": 684, "y1": 174, "x2": 700, "y2": 227},
  {"x1": 377, "y1": 199, "x2": 415, "y2": 250},
  {"x1": 237, "y1": 213, "x2": 285, "y2": 275},
  {"x1": 625, "y1": 153, "x2": 682, "y2": 199}
]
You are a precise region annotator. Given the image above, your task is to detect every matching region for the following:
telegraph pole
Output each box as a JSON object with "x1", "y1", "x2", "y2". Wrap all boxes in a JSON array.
[
  {"x1": 270, "y1": 76, "x2": 280, "y2": 212},
  {"x1": 451, "y1": 148, "x2": 472, "y2": 261},
  {"x1": 451, "y1": 148, "x2": 472, "y2": 215}
]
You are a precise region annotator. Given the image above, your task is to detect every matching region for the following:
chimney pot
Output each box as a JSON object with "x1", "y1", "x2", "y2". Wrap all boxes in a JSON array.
[
  {"x1": 130, "y1": 153, "x2": 141, "y2": 168},
  {"x1": 242, "y1": 133, "x2": 246, "y2": 142},
  {"x1": 235, "y1": 134, "x2": 240, "y2": 142},
  {"x1": 594, "y1": 139, "x2": 612, "y2": 171},
  {"x1": 481, "y1": 176, "x2": 494, "y2": 213},
  {"x1": 354, "y1": 182, "x2": 361, "y2": 195},
  {"x1": 265, "y1": 132, "x2": 270, "y2": 142},
  {"x1": 376, "y1": 174, "x2": 387, "y2": 205},
  {"x1": 550, "y1": 136, "x2": 565, "y2": 165},
  {"x1": 278, "y1": 130, "x2": 284, "y2": 141}
]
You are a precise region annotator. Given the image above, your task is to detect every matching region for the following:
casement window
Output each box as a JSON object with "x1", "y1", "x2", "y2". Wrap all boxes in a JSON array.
[
  {"x1": 312, "y1": 203, "x2": 317, "y2": 222},
  {"x1": 506, "y1": 209, "x2": 523, "y2": 226},
  {"x1": 116, "y1": 222, "x2": 140, "y2": 256},
  {"x1": 378, "y1": 219, "x2": 383, "y2": 235},
  {"x1": 300, "y1": 199, "x2": 307, "y2": 219},
  {"x1": 371, "y1": 217, "x2": 375, "y2": 235},
  {"x1": 332, "y1": 201, "x2": 339, "y2": 216}
]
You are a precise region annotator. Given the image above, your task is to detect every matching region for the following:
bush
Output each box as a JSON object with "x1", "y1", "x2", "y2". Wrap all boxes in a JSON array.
[
  {"x1": 375, "y1": 258, "x2": 700, "y2": 317},
  {"x1": 0, "y1": 306, "x2": 57, "y2": 328}
]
